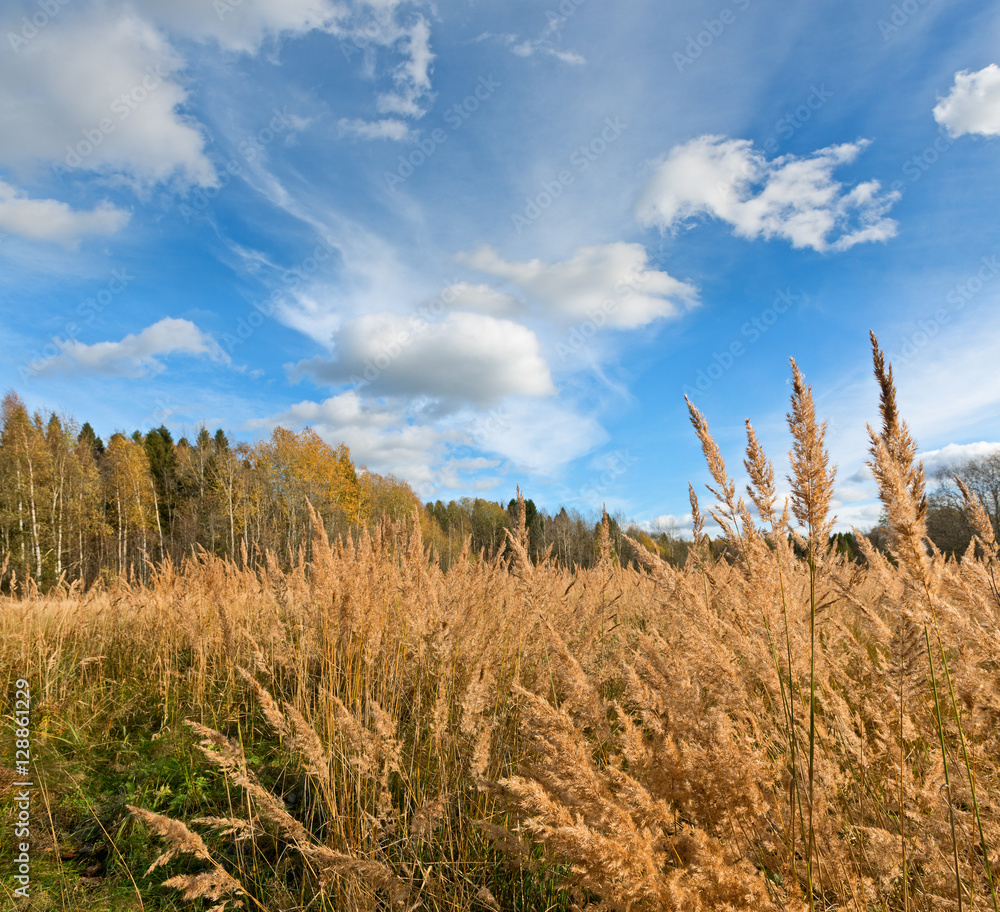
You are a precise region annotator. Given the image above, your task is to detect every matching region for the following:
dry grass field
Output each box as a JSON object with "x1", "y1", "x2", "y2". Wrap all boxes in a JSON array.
[{"x1": 2, "y1": 338, "x2": 999, "y2": 911}]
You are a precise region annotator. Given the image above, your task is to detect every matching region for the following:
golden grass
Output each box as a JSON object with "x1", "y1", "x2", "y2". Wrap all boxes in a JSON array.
[{"x1": 2, "y1": 346, "x2": 1000, "y2": 911}]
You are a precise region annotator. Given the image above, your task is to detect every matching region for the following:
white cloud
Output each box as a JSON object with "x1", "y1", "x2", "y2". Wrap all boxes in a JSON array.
[
  {"x1": 920, "y1": 441, "x2": 1000, "y2": 474},
  {"x1": 549, "y1": 49, "x2": 586, "y2": 65},
  {"x1": 339, "y1": 11, "x2": 435, "y2": 134},
  {"x1": 248, "y1": 391, "x2": 447, "y2": 487},
  {"x1": 464, "y1": 398, "x2": 607, "y2": 476},
  {"x1": 338, "y1": 117, "x2": 416, "y2": 142},
  {"x1": 443, "y1": 282, "x2": 521, "y2": 316},
  {"x1": 249, "y1": 390, "x2": 596, "y2": 494},
  {"x1": 142, "y1": 0, "x2": 348, "y2": 53},
  {"x1": 376, "y1": 94, "x2": 424, "y2": 117},
  {"x1": 0, "y1": 180, "x2": 129, "y2": 245},
  {"x1": 35, "y1": 318, "x2": 230, "y2": 377},
  {"x1": 292, "y1": 310, "x2": 555, "y2": 406},
  {"x1": 934, "y1": 64, "x2": 1000, "y2": 137},
  {"x1": 640, "y1": 513, "x2": 695, "y2": 537},
  {"x1": 0, "y1": 8, "x2": 215, "y2": 188},
  {"x1": 0, "y1": 1, "x2": 433, "y2": 189},
  {"x1": 457, "y1": 242, "x2": 698, "y2": 329},
  {"x1": 636, "y1": 135, "x2": 899, "y2": 252},
  {"x1": 399, "y1": 16, "x2": 433, "y2": 93},
  {"x1": 475, "y1": 29, "x2": 585, "y2": 65},
  {"x1": 510, "y1": 38, "x2": 585, "y2": 65},
  {"x1": 837, "y1": 502, "x2": 883, "y2": 533}
]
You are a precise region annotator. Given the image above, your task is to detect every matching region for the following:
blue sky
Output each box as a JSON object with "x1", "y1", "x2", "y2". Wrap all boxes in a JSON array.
[{"x1": 2, "y1": 0, "x2": 999, "y2": 533}]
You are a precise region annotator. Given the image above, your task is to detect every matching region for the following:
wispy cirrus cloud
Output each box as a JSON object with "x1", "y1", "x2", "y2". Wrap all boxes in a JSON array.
[{"x1": 338, "y1": 117, "x2": 416, "y2": 141}]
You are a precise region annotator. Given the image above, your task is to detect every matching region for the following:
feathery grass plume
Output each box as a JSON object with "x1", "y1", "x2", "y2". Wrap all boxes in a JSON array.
[
  {"x1": 513, "y1": 485, "x2": 529, "y2": 552},
  {"x1": 128, "y1": 805, "x2": 247, "y2": 910},
  {"x1": 865, "y1": 335, "x2": 995, "y2": 911},
  {"x1": 786, "y1": 359, "x2": 836, "y2": 551},
  {"x1": 686, "y1": 395, "x2": 747, "y2": 550},
  {"x1": 956, "y1": 474, "x2": 1000, "y2": 609},
  {"x1": 744, "y1": 419, "x2": 779, "y2": 530},
  {"x1": 129, "y1": 805, "x2": 215, "y2": 874},
  {"x1": 186, "y1": 717, "x2": 410, "y2": 905},
  {"x1": 160, "y1": 871, "x2": 246, "y2": 908},
  {"x1": 541, "y1": 617, "x2": 612, "y2": 743},
  {"x1": 236, "y1": 667, "x2": 333, "y2": 796},
  {"x1": 936, "y1": 631, "x2": 1000, "y2": 912},
  {"x1": 11, "y1": 382, "x2": 1000, "y2": 912},
  {"x1": 503, "y1": 485, "x2": 535, "y2": 578},
  {"x1": 596, "y1": 507, "x2": 613, "y2": 564},
  {"x1": 190, "y1": 817, "x2": 263, "y2": 842},
  {"x1": 409, "y1": 793, "x2": 452, "y2": 843},
  {"x1": 689, "y1": 482, "x2": 705, "y2": 547},
  {"x1": 504, "y1": 526, "x2": 533, "y2": 577},
  {"x1": 956, "y1": 474, "x2": 1000, "y2": 560},
  {"x1": 459, "y1": 660, "x2": 495, "y2": 735},
  {"x1": 866, "y1": 332, "x2": 930, "y2": 587},
  {"x1": 621, "y1": 530, "x2": 677, "y2": 589}
]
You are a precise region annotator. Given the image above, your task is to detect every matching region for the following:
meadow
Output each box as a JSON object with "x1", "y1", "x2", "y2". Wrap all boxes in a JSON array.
[{"x1": 2, "y1": 337, "x2": 999, "y2": 911}]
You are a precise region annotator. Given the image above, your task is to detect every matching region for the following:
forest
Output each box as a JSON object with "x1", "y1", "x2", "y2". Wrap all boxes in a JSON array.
[
  {"x1": 0, "y1": 389, "x2": 684, "y2": 592},
  {"x1": 1, "y1": 388, "x2": 995, "y2": 594}
]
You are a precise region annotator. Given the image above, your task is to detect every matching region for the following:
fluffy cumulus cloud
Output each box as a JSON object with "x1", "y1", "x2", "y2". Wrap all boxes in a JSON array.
[
  {"x1": 919, "y1": 441, "x2": 1000, "y2": 474},
  {"x1": 636, "y1": 136, "x2": 899, "y2": 252},
  {"x1": 457, "y1": 242, "x2": 698, "y2": 329},
  {"x1": 0, "y1": 180, "x2": 129, "y2": 245},
  {"x1": 0, "y1": 8, "x2": 215, "y2": 188},
  {"x1": 442, "y1": 282, "x2": 521, "y2": 316},
  {"x1": 249, "y1": 391, "x2": 447, "y2": 486},
  {"x1": 934, "y1": 64, "x2": 1000, "y2": 137},
  {"x1": 292, "y1": 310, "x2": 555, "y2": 406},
  {"x1": 253, "y1": 390, "x2": 606, "y2": 489},
  {"x1": 35, "y1": 318, "x2": 229, "y2": 377}
]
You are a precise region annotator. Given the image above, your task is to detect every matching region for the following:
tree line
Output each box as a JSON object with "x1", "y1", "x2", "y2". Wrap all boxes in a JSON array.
[
  {"x1": 0, "y1": 390, "x2": 694, "y2": 591},
  {"x1": 2, "y1": 388, "x2": 995, "y2": 591},
  {"x1": 0, "y1": 392, "x2": 418, "y2": 591}
]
